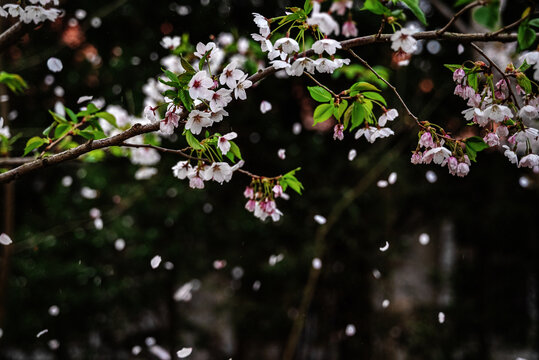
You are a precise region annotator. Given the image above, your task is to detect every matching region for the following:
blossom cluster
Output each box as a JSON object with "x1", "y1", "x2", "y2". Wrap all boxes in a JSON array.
[
  {"x1": 172, "y1": 159, "x2": 244, "y2": 190},
  {"x1": 411, "y1": 132, "x2": 471, "y2": 177},
  {"x1": 250, "y1": 11, "x2": 351, "y2": 77},
  {"x1": 243, "y1": 181, "x2": 285, "y2": 222},
  {"x1": 0, "y1": 1, "x2": 61, "y2": 24}
]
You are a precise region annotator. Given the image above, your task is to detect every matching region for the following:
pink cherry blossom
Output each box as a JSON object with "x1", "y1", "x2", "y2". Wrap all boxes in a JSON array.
[
  {"x1": 333, "y1": 124, "x2": 344, "y2": 141},
  {"x1": 217, "y1": 132, "x2": 238, "y2": 155}
]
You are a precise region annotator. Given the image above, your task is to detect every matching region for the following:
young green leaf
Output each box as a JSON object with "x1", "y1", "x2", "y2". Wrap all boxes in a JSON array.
[
  {"x1": 400, "y1": 0, "x2": 427, "y2": 25},
  {"x1": 465, "y1": 136, "x2": 489, "y2": 162},
  {"x1": 518, "y1": 22, "x2": 536, "y2": 50},
  {"x1": 473, "y1": 2, "x2": 500, "y2": 30},
  {"x1": 185, "y1": 130, "x2": 204, "y2": 150},
  {"x1": 313, "y1": 103, "x2": 334, "y2": 125},
  {"x1": 361, "y1": 0, "x2": 389, "y2": 15},
  {"x1": 362, "y1": 92, "x2": 387, "y2": 106},
  {"x1": 54, "y1": 123, "x2": 71, "y2": 139},
  {"x1": 23, "y1": 137, "x2": 45, "y2": 156},
  {"x1": 307, "y1": 86, "x2": 332, "y2": 102},
  {"x1": 229, "y1": 141, "x2": 242, "y2": 160},
  {"x1": 351, "y1": 102, "x2": 366, "y2": 130},
  {"x1": 96, "y1": 111, "x2": 118, "y2": 127},
  {"x1": 334, "y1": 100, "x2": 348, "y2": 121}
]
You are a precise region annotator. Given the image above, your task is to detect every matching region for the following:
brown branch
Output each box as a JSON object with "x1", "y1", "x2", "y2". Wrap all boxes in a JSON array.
[
  {"x1": 0, "y1": 21, "x2": 32, "y2": 53},
  {"x1": 0, "y1": 122, "x2": 160, "y2": 183},
  {"x1": 436, "y1": 0, "x2": 484, "y2": 36},
  {"x1": 0, "y1": 29, "x2": 533, "y2": 184},
  {"x1": 0, "y1": 157, "x2": 32, "y2": 166},
  {"x1": 304, "y1": 72, "x2": 338, "y2": 97},
  {"x1": 120, "y1": 142, "x2": 204, "y2": 162}
]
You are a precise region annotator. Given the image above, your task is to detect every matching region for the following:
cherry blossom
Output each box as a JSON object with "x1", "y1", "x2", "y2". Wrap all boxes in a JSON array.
[
  {"x1": 423, "y1": 147, "x2": 451, "y2": 165},
  {"x1": 288, "y1": 57, "x2": 315, "y2": 76},
  {"x1": 378, "y1": 109, "x2": 398, "y2": 127},
  {"x1": 185, "y1": 110, "x2": 212, "y2": 135},
  {"x1": 172, "y1": 161, "x2": 192, "y2": 179},
  {"x1": 483, "y1": 133, "x2": 500, "y2": 147},
  {"x1": 208, "y1": 88, "x2": 233, "y2": 112},
  {"x1": 418, "y1": 132, "x2": 435, "y2": 149},
  {"x1": 484, "y1": 104, "x2": 512, "y2": 123},
  {"x1": 503, "y1": 145, "x2": 518, "y2": 165},
  {"x1": 0, "y1": 117, "x2": 10, "y2": 138},
  {"x1": 252, "y1": 13, "x2": 270, "y2": 37},
  {"x1": 188, "y1": 71, "x2": 213, "y2": 101},
  {"x1": 342, "y1": 20, "x2": 358, "y2": 38},
  {"x1": 312, "y1": 39, "x2": 342, "y2": 56},
  {"x1": 217, "y1": 132, "x2": 238, "y2": 155},
  {"x1": 160, "y1": 111, "x2": 179, "y2": 135},
  {"x1": 160, "y1": 36, "x2": 181, "y2": 50},
  {"x1": 391, "y1": 27, "x2": 418, "y2": 54},
  {"x1": 233, "y1": 74, "x2": 252, "y2": 100},
  {"x1": 220, "y1": 63, "x2": 244, "y2": 89},
  {"x1": 307, "y1": 2, "x2": 340, "y2": 36},
  {"x1": 333, "y1": 124, "x2": 344, "y2": 140},
  {"x1": 274, "y1": 38, "x2": 300, "y2": 54},
  {"x1": 519, "y1": 105, "x2": 538, "y2": 121},
  {"x1": 519, "y1": 154, "x2": 539, "y2": 168},
  {"x1": 194, "y1": 42, "x2": 216, "y2": 59}
]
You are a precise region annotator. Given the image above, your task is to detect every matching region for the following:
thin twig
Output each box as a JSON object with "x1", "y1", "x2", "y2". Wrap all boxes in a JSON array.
[
  {"x1": 120, "y1": 142, "x2": 205, "y2": 162},
  {"x1": 304, "y1": 72, "x2": 338, "y2": 97},
  {"x1": 437, "y1": 0, "x2": 484, "y2": 35},
  {"x1": 375, "y1": 17, "x2": 386, "y2": 40},
  {"x1": 347, "y1": 49, "x2": 419, "y2": 123}
]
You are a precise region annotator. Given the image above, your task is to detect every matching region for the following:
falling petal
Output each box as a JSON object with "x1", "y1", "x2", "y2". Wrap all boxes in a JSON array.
[
  {"x1": 47, "y1": 57, "x2": 63, "y2": 72},
  {"x1": 312, "y1": 258, "x2": 322, "y2": 269},
  {"x1": 36, "y1": 329, "x2": 49, "y2": 338},
  {"x1": 177, "y1": 348, "x2": 193, "y2": 358},
  {"x1": 388, "y1": 172, "x2": 397, "y2": 184},
  {"x1": 379, "y1": 241, "x2": 389, "y2": 252},
  {"x1": 425, "y1": 170, "x2": 437, "y2": 183},
  {"x1": 382, "y1": 299, "x2": 390, "y2": 308},
  {"x1": 150, "y1": 255, "x2": 162, "y2": 269},
  {"x1": 372, "y1": 269, "x2": 381, "y2": 279},
  {"x1": 419, "y1": 233, "x2": 430, "y2": 245},
  {"x1": 0, "y1": 233, "x2": 12, "y2": 245},
  {"x1": 348, "y1": 149, "x2": 357, "y2": 161},
  {"x1": 150, "y1": 345, "x2": 171, "y2": 360},
  {"x1": 114, "y1": 238, "x2": 126, "y2": 251},
  {"x1": 345, "y1": 324, "x2": 356, "y2": 336},
  {"x1": 438, "y1": 312, "x2": 445, "y2": 324},
  {"x1": 48, "y1": 305, "x2": 60, "y2": 317},
  {"x1": 314, "y1": 215, "x2": 326, "y2": 225},
  {"x1": 377, "y1": 180, "x2": 389, "y2": 188}
]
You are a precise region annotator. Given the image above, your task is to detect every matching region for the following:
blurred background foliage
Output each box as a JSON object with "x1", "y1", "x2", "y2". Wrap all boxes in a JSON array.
[{"x1": 1, "y1": 0, "x2": 539, "y2": 359}]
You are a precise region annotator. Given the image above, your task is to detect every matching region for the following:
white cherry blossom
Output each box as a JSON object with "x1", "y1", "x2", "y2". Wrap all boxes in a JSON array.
[
  {"x1": 185, "y1": 110, "x2": 212, "y2": 135},
  {"x1": 312, "y1": 39, "x2": 342, "y2": 56}
]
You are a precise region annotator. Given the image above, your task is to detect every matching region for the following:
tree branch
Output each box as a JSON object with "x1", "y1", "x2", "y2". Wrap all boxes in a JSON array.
[
  {"x1": 436, "y1": 1, "x2": 484, "y2": 36},
  {"x1": 0, "y1": 29, "x2": 533, "y2": 184}
]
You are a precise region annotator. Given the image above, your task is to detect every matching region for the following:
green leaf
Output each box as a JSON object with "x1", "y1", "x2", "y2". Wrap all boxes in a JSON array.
[
  {"x1": 180, "y1": 56, "x2": 196, "y2": 74},
  {"x1": 0, "y1": 71, "x2": 28, "y2": 94},
  {"x1": 350, "y1": 81, "x2": 380, "y2": 95},
  {"x1": 361, "y1": 0, "x2": 389, "y2": 15},
  {"x1": 334, "y1": 100, "x2": 348, "y2": 121},
  {"x1": 307, "y1": 86, "x2": 332, "y2": 102},
  {"x1": 179, "y1": 90, "x2": 193, "y2": 111},
  {"x1": 454, "y1": 0, "x2": 475, "y2": 7},
  {"x1": 185, "y1": 130, "x2": 204, "y2": 150},
  {"x1": 23, "y1": 137, "x2": 45, "y2": 156},
  {"x1": 351, "y1": 102, "x2": 366, "y2": 130},
  {"x1": 517, "y1": 73, "x2": 532, "y2": 94},
  {"x1": 518, "y1": 23, "x2": 536, "y2": 50},
  {"x1": 304, "y1": 0, "x2": 313, "y2": 14},
  {"x1": 96, "y1": 111, "x2": 117, "y2": 127},
  {"x1": 400, "y1": 0, "x2": 427, "y2": 25},
  {"x1": 229, "y1": 141, "x2": 242, "y2": 160},
  {"x1": 465, "y1": 136, "x2": 489, "y2": 162},
  {"x1": 473, "y1": 2, "x2": 499, "y2": 30},
  {"x1": 467, "y1": 73, "x2": 478, "y2": 91},
  {"x1": 198, "y1": 50, "x2": 212, "y2": 71},
  {"x1": 313, "y1": 103, "x2": 333, "y2": 125},
  {"x1": 42, "y1": 123, "x2": 55, "y2": 137},
  {"x1": 519, "y1": 59, "x2": 531, "y2": 72},
  {"x1": 164, "y1": 69, "x2": 179, "y2": 84},
  {"x1": 48, "y1": 110, "x2": 67, "y2": 124},
  {"x1": 54, "y1": 123, "x2": 71, "y2": 139},
  {"x1": 444, "y1": 64, "x2": 463, "y2": 72},
  {"x1": 362, "y1": 91, "x2": 387, "y2": 106},
  {"x1": 65, "y1": 108, "x2": 78, "y2": 123},
  {"x1": 529, "y1": 18, "x2": 539, "y2": 28},
  {"x1": 78, "y1": 129, "x2": 96, "y2": 140},
  {"x1": 343, "y1": 105, "x2": 353, "y2": 130}
]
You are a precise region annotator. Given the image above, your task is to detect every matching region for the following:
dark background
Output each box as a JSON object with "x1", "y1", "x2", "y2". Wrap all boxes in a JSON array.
[{"x1": 1, "y1": 0, "x2": 538, "y2": 359}]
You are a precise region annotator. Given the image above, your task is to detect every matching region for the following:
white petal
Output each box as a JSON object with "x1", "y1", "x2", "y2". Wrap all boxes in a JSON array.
[
  {"x1": 150, "y1": 255, "x2": 162, "y2": 269},
  {"x1": 47, "y1": 57, "x2": 63, "y2": 72},
  {"x1": 379, "y1": 241, "x2": 389, "y2": 252},
  {"x1": 176, "y1": 348, "x2": 193, "y2": 358},
  {"x1": 0, "y1": 233, "x2": 12, "y2": 245}
]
